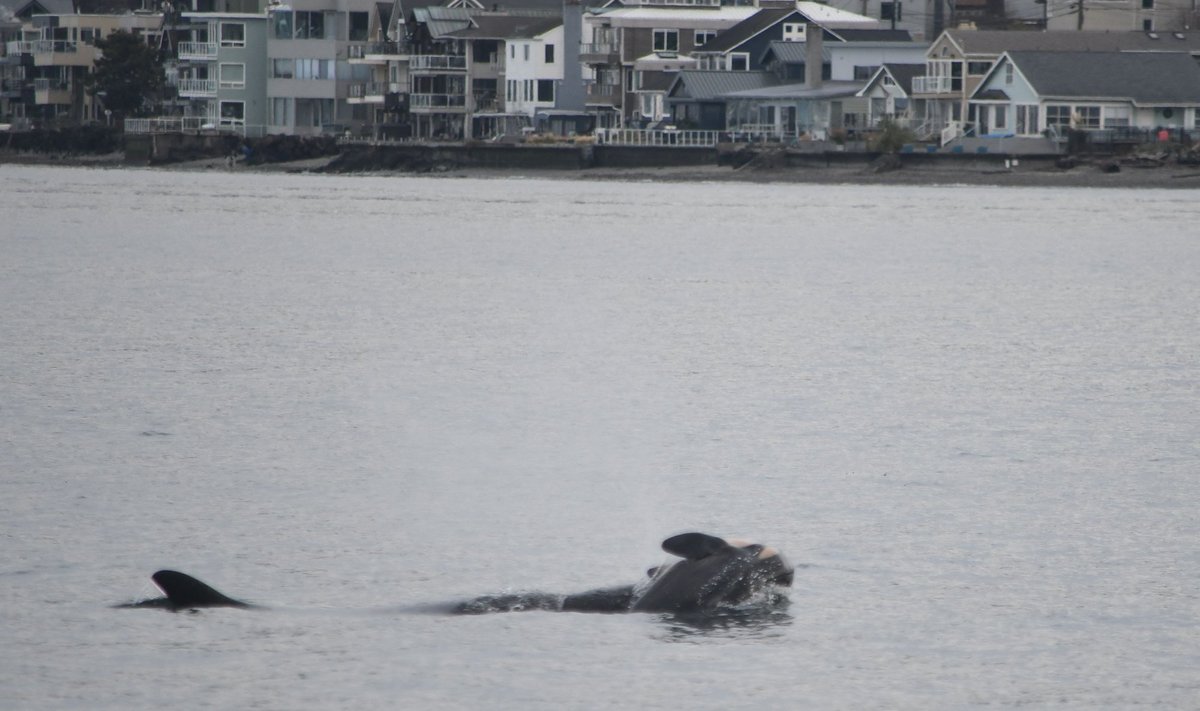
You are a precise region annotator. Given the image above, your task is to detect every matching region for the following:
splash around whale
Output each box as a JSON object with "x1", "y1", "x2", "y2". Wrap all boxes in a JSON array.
[{"x1": 119, "y1": 532, "x2": 794, "y2": 614}]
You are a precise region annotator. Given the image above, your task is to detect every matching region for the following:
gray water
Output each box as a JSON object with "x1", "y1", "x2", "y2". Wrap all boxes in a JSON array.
[{"x1": 2, "y1": 165, "x2": 1198, "y2": 709}]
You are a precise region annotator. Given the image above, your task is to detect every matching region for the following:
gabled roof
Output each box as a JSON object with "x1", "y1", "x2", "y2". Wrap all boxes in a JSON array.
[
  {"x1": 942, "y1": 29, "x2": 1200, "y2": 58},
  {"x1": 696, "y1": 7, "x2": 795, "y2": 55},
  {"x1": 980, "y1": 51, "x2": 1200, "y2": 105},
  {"x1": 412, "y1": 6, "x2": 473, "y2": 36},
  {"x1": 445, "y1": 13, "x2": 560, "y2": 39},
  {"x1": 857, "y1": 62, "x2": 923, "y2": 96},
  {"x1": 723, "y1": 80, "x2": 862, "y2": 100},
  {"x1": 666, "y1": 69, "x2": 779, "y2": 101},
  {"x1": 760, "y1": 40, "x2": 830, "y2": 65},
  {"x1": 829, "y1": 28, "x2": 912, "y2": 42}
]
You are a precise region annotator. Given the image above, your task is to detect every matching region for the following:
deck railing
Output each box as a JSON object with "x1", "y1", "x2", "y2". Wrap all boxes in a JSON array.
[{"x1": 595, "y1": 128, "x2": 719, "y2": 147}]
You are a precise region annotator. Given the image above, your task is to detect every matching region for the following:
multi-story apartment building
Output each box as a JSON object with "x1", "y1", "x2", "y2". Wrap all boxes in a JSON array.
[
  {"x1": 168, "y1": 0, "x2": 269, "y2": 132},
  {"x1": 266, "y1": 0, "x2": 378, "y2": 135},
  {"x1": 6, "y1": 7, "x2": 161, "y2": 126}
]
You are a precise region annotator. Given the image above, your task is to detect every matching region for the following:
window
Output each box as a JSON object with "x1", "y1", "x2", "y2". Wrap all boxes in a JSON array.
[
  {"x1": 1046, "y1": 105, "x2": 1071, "y2": 129},
  {"x1": 1076, "y1": 106, "x2": 1100, "y2": 128},
  {"x1": 967, "y1": 61, "x2": 990, "y2": 75},
  {"x1": 544, "y1": 44, "x2": 554, "y2": 63},
  {"x1": 1142, "y1": 0, "x2": 1153, "y2": 7},
  {"x1": 271, "y1": 58, "x2": 294, "y2": 78},
  {"x1": 349, "y1": 12, "x2": 369, "y2": 42},
  {"x1": 295, "y1": 59, "x2": 333, "y2": 80},
  {"x1": 694, "y1": 30, "x2": 716, "y2": 47},
  {"x1": 782, "y1": 22, "x2": 805, "y2": 42},
  {"x1": 219, "y1": 63, "x2": 245, "y2": 88},
  {"x1": 294, "y1": 11, "x2": 325, "y2": 40},
  {"x1": 730, "y1": 52, "x2": 749, "y2": 71},
  {"x1": 510, "y1": 45, "x2": 515, "y2": 59},
  {"x1": 219, "y1": 100, "x2": 245, "y2": 124},
  {"x1": 273, "y1": 12, "x2": 293, "y2": 40},
  {"x1": 1143, "y1": 19, "x2": 1154, "y2": 31},
  {"x1": 271, "y1": 97, "x2": 291, "y2": 125},
  {"x1": 652, "y1": 29, "x2": 678, "y2": 53},
  {"x1": 992, "y1": 105, "x2": 1006, "y2": 129},
  {"x1": 881, "y1": 2, "x2": 901, "y2": 21},
  {"x1": 523, "y1": 44, "x2": 529, "y2": 61},
  {"x1": 220, "y1": 22, "x2": 245, "y2": 47},
  {"x1": 537, "y1": 79, "x2": 554, "y2": 102},
  {"x1": 1016, "y1": 104, "x2": 1039, "y2": 135},
  {"x1": 81, "y1": 27, "x2": 96, "y2": 44},
  {"x1": 1004, "y1": 62, "x2": 1013, "y2": 85},
  {"x1": 1103, "y1": 106, "x2": 1131, "y2": 127}
]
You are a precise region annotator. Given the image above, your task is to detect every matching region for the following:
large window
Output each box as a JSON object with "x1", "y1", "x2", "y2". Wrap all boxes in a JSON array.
[
  {"x1": 272, "y1": 12, "x2": 292, "y2": 39},
  {"x1": 537, "y1": 79, "x2": 554, "y2": 102},
  {"x1": 219, "y1": 63, "x2": 245, "y2": 88},
  {"x1": 349, "y1": 11, "x2": 369, "y2": 42},
  {"x1": 295, "y1": 11, "x2": 325, "y2": 39},
  {"x1": 295, "y1": 59, "x2": 334, "y2": 80},
  {"x1": 544, "y1": 43, "x2": 554, "y2": 63},
  {"x1": 694, "y1": 30, "x2": 716, "y2": 47},
  {"x1": 1076, "y1": 105, "x2": 1100, "y2": 129},
  {"x1": 881, "y1": 2, "x2": 902, "y2": 21},
  {"x1": 271, "y1": 97, "x2": 291, "y2": 125},
  {"x1": 271, "y1": 58, "x2": 294, "y2": 78},
  {"x1": 1015, "y1": 104, "x2": 1039, "y2": 135},
  {"x1": 652, "y1": 29, "x2": 678, "y2": 53},
  {"x1": 730, "y1": 52, "x2": 749, "y2": 71},
  {"x1": 219, "y1": 100, "x2": 245, "y2": 124},
  {"x1": 220, "y1": 22, "x2": 245, "y2": 47},
  {"x1": 1103, "y1": 106, "x2": 1131, "y2": 127},
  {"x1": 1045, "y1": 104, "x2": 1071, "y2": 129}
]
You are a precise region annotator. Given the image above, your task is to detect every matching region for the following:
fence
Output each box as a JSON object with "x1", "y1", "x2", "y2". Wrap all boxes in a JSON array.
[{"x1": 594, "y1": 128, "x2": 720, "y2": 147}]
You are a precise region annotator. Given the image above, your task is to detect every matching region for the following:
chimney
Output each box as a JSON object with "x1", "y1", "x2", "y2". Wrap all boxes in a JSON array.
[{"x1": 805, "y1": 22, "x2": 822, "y2": 89}]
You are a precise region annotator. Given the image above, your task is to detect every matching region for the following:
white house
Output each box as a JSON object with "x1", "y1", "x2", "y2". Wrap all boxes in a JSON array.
[{"x1": 503, "y1": 22, "x2": 563, "y2": 119}]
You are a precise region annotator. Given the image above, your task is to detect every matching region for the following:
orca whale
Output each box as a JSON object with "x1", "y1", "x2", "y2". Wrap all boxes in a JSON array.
[{"x1": 122, "y1": 533, "x2": 792, "y2": 614}]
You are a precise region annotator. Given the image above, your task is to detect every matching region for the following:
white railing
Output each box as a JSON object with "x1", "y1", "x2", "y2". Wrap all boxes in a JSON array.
[
  {"x1": 580, "y1": 42, "x2": 619, "y2": 56},
  {"x1": 177, "y1": 78, "x2": 217, "y2": 96},
  {"x1": 349, "y1": 82, "x2": 392, "y2": 99},
  {"x1": 595, "y1": 128, "x2": 720, "y2": 147},
  {"x1": 33, "y1": 40, "x2": 77, "y2": 54},
  {"x1": 940, "y1": 120, "x2": 962, "y2": 146},
  {"x1": 409, "y1": 92, "x2": 466, "y2": 108},
  {"x1": 912, "y1": 75, "x2": 954, "y2": 94},
  {"x1": 6, "y1": 40, "x2": 35, "y2": 55},
  {"x1": 178, "y1": 42, "x2": 218, "y2": 60},
  {"x1": 409, "y1": 55, "x2": 467, "y2": 71},
  {"x1": 125, "y1": 117, "x2": 210, "y2": 133}
]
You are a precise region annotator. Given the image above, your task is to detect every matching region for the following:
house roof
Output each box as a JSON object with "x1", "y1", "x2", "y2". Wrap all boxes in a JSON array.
[
  {"x1": 760, "y1": 40, "x2": 831, "y2": 65},
  {"x1": 666, "y1": 69, "x2": 779, "y2": 101},
  {"x1": 722, "y1": 80, "x2": 862, "y2": 100},
  {"x1": 830, "y1": 28, "x2": 913, "y2": 42},
  {"x1": 445, "y1": 13, "x2": 560, "y2": 39},
  {"x1": 943, "y1": 29, "x2": 1200, "y2": 57},
  {"x1": 857, "y1": 62, "x2": 923, "y2": 96},
  {"x1": 412, "y1": 6, "x2": 473, "y2": 36},
  {"x1": 794, "y1": 1, "x2": 879, "y2": 28},
  {"x1": 589, "y1": 6, "x2": 759, "y2": 28},
  {"x1": 696, "y1": 8, "x2": 794, "y2": 54},
  {"x1": 998, "y1": 50, "x2": 1200, "y2": 105}
]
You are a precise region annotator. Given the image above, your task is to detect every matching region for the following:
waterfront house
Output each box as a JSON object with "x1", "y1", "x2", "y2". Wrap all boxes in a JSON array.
[
  {"x1": 910, "y1": 28, "x2": 1200, "y2": 142},
  {"x1": 855, "y1": 62, "x2": 922, "y2": 128},
  {"x1": 170, "y1": 0, "x2": 269, "y2": 134},
  {"x1": 665, "y1": 69, "x2": 778, "y2": 129},
  {"x1": 967, "y1": 50, "x2": 1200, "y2": 139}
]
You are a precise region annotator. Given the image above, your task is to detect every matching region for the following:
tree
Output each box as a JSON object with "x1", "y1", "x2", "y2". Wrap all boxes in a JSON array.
[{"x1": 85, "y1": 30, "x2": 165, "y2": 120}]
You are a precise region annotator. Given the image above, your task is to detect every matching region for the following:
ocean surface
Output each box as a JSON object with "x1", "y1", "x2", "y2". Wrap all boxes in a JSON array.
[{"x1": 2, "y1": 164, "x2": 1198, "y2": 709}]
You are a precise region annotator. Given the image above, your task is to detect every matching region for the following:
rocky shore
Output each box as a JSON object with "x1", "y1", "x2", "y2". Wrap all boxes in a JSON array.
[{"x1": 5, "y1": 140, "x2": 1200, "y2": 189}]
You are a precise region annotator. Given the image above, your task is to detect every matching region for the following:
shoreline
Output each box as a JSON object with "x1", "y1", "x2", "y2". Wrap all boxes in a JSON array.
[{"x1": 5, "y1": 150, "x2": 1200, "y2": 189}]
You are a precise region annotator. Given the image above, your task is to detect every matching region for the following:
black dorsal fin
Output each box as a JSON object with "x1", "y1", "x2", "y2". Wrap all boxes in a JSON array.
[
  {"x1": 661, "y1": 532, "x2": 733, "y2": 560},
  {"x1": 151, "y1": 570, "x2": 249, "y2": 609}
]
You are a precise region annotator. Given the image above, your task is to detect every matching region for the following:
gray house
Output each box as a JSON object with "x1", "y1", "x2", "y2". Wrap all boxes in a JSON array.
[
  {"x1": 666, "y1": 69, "x2": 778, "y2": 129},
  {"x1": 968, "y1": 50, "x2": 1200, "y2": 138}
]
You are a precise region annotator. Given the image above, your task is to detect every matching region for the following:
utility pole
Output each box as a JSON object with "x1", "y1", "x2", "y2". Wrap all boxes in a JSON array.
[{"x1": 1077, "y1": 0, "x2": 1085, "y2": 29}]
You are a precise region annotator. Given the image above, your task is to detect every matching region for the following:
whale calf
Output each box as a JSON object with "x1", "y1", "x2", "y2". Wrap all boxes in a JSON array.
[{"x1": 122, "y1": 532, "x2": 793, "y2": 614}]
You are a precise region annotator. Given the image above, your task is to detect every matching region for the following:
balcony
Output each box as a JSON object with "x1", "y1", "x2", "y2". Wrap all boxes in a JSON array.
[
  {"x1": 912, "y1": 75, "x2": 955, "y2": 94},
  {"x1": 580, "y1": 42, "x2": 620, "y2": 64},
  {"x1": 585, "y1": 82, "x2": 621, "y2": 106},
  {"x1": 33, "y1": 39, "x2": 90, "y2": 66},
  {"x1": 347, "y1": 81, "x2": 397, "y2": 103},
  {"x1": 6, "y1": 40, "x2": 34, "y2": 56},
  {"x1": 33, "y1": 76, "x2": 70, "y2": 104},
  {"x1": 409, "y1": 55, "x2": 467, "y2": 73},
  {"x1": 348, "y1": 41, "x2": 411, "y2": 63},
  {"x1": 409, "y1": 92, "x2": 466, "y2": 112},
  {"x1": 177, "y1": 77, "x2": 217, "y2": 97},
  {"x1": 178, "y1": 42, "x2": 218, "y2": 61},
  {"x1": 1, "y1": 78, "x2": 24, "y2": 97}
]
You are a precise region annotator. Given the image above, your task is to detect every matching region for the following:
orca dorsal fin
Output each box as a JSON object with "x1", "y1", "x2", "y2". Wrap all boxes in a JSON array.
[
  {"x1": 661, "y1": 532, "x2": 733, "y2": 560},
  {"x1": 151, "y1": 570, "x2": 249, "y2": 609}
]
